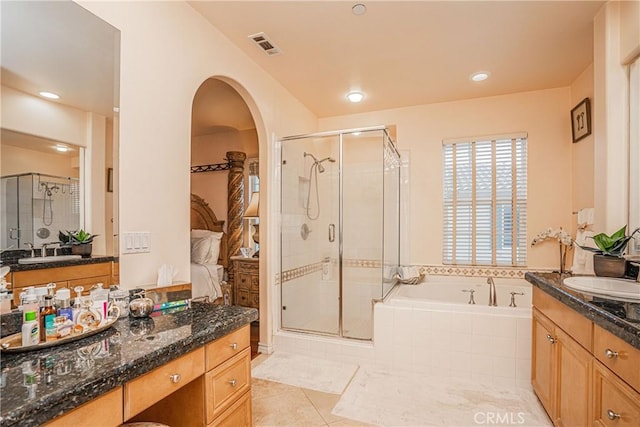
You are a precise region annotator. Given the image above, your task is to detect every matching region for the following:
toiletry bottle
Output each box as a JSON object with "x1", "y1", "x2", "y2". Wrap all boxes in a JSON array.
[
  {"x1": 40, "y1": 296, "x2": 56, "y2": 342},
  {"x1": 21, "y1": 311, "x2": 39, "y2": 346},
  {"x1": 56, "y1": 289, "x2": 73, "y2": 322},
  {"x1": 72, "y1": 286, "x2": 84, "y2": 323}
]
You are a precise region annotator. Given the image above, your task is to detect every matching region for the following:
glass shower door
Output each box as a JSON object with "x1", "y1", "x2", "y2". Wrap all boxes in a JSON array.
[{"x1": 280, "y1": 134, "x2": 340, "y2": 335}]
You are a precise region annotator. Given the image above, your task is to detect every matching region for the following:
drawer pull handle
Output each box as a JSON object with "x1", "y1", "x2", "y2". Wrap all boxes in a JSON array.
[
  {"x1": 607, "y1": 409, "x2": 621, "y2": 420},
  {"x1": 170, "y1": 374, "x2": 181, "y2": 384},
  {"x1": 230, "y1": 343, "x2": 238, "y2": 350},
  {"x1": 229, "y1": 379, "x2": 237, "y2": 387},
  {"x1": 605, "y1": 348, "x2": 619, "y2": 359},
  {"x1": 545, "y1": 334, "x2": 556, "y2": 344}
]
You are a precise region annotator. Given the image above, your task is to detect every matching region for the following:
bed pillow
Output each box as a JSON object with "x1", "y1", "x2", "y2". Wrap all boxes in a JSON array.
[{"x1": 190, "y1": 230, "x2": 223, "y2": 264}]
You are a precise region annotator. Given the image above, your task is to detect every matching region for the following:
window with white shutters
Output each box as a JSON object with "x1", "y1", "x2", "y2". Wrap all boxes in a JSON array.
[{"x1": 443, "y1": 134, "x2": 527, "y2": 266}]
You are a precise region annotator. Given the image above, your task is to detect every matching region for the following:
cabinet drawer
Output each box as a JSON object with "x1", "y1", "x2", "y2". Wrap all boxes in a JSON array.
[
  {"x1": 236, "y1": 260, "x2": 258, "y2": 274},
  {"x1": 205, "y1": 347, "x2": 251, "y2": 424},
  {"x1": 533, "y1": 287, "x2": 592, "y2": 351},
  {"x1": 593, "y1": 361, "x2": 640, "y2": 427},
  {"x1": 124, "y1": 347, "x2": 205, "y2": 419},
  {"x1": 12, "y1": 263, "x2": 112, "y2": 287},
  {"x1": 205, "y1": 324, "x2": 250, "y2": 371},
  {"x1": 236, "y1": 290, "x2": 250, "y2": 307},
  {"x1": 237, "y1": 273, "x2": 252, "y2": 291},
  {"x1": 45, "y1": 387, "x2": 123, "y2": 427},
  {"x1": 208, "y1": 389, "x2": 251, "y2": 427},
  {"x1": 594, "y1": 325, "x2": 640, "y2": 392}
]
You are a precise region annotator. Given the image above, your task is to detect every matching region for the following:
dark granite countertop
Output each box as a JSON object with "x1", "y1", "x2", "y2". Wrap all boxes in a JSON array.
[
  {"x1": 0, "y1": 303, "x2": 258, "y2": 427},
  {"x1": 525, "y1": 272, "x2": 640, "y2": 350},
  {"x1": 5, "y1": 255, "x2": 116, "y2": 273}
]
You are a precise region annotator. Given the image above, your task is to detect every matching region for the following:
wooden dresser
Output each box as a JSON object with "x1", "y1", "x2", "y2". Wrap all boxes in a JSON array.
[{"x1": 231, "y1": 256, "x2": 259, "y2": 314}]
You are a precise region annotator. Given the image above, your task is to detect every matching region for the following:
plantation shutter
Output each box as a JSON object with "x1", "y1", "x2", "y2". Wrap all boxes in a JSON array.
[{"x1": 443, "y1": 133, "x2": 527, "y2": 266}]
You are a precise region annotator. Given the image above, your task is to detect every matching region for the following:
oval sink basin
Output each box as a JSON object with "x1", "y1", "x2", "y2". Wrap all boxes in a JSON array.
[
  {"x1": 18, "y1": 255, "x2": 82, "y2": 264},
  {"x1": 563, "y1": 276, "x2": 640, "y2": 303}
]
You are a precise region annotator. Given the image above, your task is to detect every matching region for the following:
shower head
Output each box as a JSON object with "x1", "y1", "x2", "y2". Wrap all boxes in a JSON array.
[
  {"x1": 318, "y1": 157, "x2": 336, "y2": 164},
  {"x1": 304, "y1": 152, "x2": 335, "y2": 173}
]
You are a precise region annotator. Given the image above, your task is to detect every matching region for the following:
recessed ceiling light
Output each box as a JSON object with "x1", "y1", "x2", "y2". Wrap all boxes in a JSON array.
[
  {"x1": 470, "y1": 72, "x2": 490, "y2": 82},
  {"x1": 346, "y1": 91, "x2": 365, "y2": 103},
  {"x1": 352, "y1": 4, "x2": 367, "y2": 16},
  {"x1": 55, "y1": 144, "x2": 69, "y2": 152},
  {"x1": 39, "y1": 91, "x2": 60, "y2": 99}
]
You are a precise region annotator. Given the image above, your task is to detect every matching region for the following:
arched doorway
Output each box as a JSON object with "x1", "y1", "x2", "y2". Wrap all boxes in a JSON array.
[{"x1": 190, "y1": 77, "x2": 261, "y2": 356}]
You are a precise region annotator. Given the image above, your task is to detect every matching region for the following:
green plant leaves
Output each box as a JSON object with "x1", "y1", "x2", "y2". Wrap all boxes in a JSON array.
[{"x1": 582, "y1": 225, "x2": 638, "y2": 257}]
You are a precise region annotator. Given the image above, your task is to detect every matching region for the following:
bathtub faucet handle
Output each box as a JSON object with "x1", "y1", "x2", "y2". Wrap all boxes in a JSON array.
[
  {"x1": 509, "y1": 291, "x2": 525, "y2": 307},
  {"x1": 461, "y1": 289, "x2": 476, "y2": 305}
]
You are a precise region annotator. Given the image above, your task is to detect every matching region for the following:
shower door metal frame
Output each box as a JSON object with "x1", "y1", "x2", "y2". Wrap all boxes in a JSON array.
[{"x1": 279, "y1": 125, "x2": 400, "y2": 340}]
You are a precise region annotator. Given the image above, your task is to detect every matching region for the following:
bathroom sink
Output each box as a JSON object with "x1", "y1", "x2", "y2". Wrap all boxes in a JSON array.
[
  {"x1": 563, "y1": 276, "x2": 640, "y2": 303},
  {"x1": 18, "y1": 255, "x2": 82, "y2": 264}
]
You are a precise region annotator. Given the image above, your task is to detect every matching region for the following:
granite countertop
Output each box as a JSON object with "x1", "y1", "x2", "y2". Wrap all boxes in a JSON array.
[
  {"x1": 525, "y1": 272, "x2": 640, "y2": 350},
  {"x1": 0, "y1": 303, "x2": 258, "y2": 427},
  {"x1": 5, "y1": 255, "x2": 116, "y2": 273}
]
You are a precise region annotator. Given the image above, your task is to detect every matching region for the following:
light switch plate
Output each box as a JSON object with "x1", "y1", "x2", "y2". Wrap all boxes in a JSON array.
[{"x1": 122, "y1": 232, "x2": 150, "y2": 254}]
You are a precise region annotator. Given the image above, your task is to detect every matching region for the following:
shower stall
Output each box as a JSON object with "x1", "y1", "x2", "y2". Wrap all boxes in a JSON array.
[
  {"x1": 280, "y1": 126, "x2": 400, "y2": 340},
  {"x1": 1, "y1": 173, "x2": 80, "y2": 250}
]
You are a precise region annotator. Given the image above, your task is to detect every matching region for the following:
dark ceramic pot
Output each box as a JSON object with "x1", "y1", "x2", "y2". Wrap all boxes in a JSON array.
[
  {"x1": 71, "y1": 243, "x2": 92, "y2": 258},
  {"x1": 593, "y1": 254, "x2": 626, "y2": 277}
]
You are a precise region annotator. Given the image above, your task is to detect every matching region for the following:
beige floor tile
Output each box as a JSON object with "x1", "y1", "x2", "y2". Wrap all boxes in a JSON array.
[
  {"x1": 252, "y1": 387, "x2": 327, "y2": 427},
  {"x1": 328, "y1": 419, "x2": 378, "y2": 427},
  {"x1": 251, "y1": 353, "x2": 270, "y2": 368},
  {"x1": 253, "y1": 378, "x2": 302, "y2": 400},
  {"x1": 302, "y1": 388, "x2": 343, "y2": 424}
]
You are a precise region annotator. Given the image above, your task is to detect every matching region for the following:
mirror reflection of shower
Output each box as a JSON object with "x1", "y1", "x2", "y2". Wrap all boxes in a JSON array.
[{"x1": 303, "y1": 152, "x2": 336, "y2": 220}]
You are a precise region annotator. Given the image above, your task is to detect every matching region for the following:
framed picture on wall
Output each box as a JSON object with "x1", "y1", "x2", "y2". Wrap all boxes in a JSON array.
[{"x1": 571, "y1": 97, "x2": 591, "y2": 143}]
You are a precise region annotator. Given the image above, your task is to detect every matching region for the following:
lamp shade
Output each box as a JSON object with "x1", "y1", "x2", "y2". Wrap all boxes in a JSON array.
[{"x1": 244, "y1": 192, "x2": 259, "y2": 218}]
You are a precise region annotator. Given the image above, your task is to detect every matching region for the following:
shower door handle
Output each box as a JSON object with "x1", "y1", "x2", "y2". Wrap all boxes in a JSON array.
[{"x1": 328, "y1": 224, "x2": 335, "y2": 242}]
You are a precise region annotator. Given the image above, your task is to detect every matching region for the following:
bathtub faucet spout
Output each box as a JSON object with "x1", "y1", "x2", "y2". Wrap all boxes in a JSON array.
[{"x1": 487, "y1": 277, "x2": 497, "y2": 306}]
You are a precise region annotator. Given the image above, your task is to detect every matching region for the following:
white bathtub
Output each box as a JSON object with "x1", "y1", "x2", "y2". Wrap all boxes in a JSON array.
[
  {"x1": 375, "y1": 276, "x2": 533, "y2": 388},
  {"x1": 388, "y1": 277, "x2": 532, "y2": 315}
]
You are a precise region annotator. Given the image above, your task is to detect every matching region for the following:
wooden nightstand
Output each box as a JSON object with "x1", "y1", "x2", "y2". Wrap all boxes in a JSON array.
[{"x1": 231, "y1": 256, "x2": 259, "y2": 313}]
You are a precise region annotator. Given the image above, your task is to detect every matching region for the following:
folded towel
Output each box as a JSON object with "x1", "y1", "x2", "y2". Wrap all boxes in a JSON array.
[
  {"x1": 577, "y1": 207, "x2": 594, "y2": 230},
  {"x1": 572, "y1": 230, "x2": 595, "y2": 275}
]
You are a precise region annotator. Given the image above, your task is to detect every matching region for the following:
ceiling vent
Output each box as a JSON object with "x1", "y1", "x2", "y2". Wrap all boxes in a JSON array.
[{"x1": 248, "y1": 32, "x2": 282, "y2": 56}]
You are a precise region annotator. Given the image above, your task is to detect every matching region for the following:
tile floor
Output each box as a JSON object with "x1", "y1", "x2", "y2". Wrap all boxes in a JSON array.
[{"x1": 251, "y1": 354, "x2": 372, "y2": 426}]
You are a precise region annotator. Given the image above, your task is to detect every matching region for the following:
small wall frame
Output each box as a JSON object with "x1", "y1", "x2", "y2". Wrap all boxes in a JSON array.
[{"x1": 571, "y1": 97, "x2": 592, "y2": 143}]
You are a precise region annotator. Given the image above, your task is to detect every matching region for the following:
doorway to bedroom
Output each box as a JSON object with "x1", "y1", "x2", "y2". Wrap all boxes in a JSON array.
[{"x1": 190, "y1": 77, "x2": 261, "y2": 357}]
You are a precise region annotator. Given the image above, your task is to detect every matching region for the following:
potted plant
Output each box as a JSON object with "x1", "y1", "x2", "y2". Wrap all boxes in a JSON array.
[
  {"x1": 59, "y1": 229, "x2": 98, "y2": 258},
  {"x1": 578, "y1": 225, "x2": 639, "y2": 277}
]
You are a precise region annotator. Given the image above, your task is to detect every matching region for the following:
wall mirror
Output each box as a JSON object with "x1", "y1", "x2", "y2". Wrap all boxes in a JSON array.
[{"x1": 0, "y1": 1, "x2": 120, "y2": 257}]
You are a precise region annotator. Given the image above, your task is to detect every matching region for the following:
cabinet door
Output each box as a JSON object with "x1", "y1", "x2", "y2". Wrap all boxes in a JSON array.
[
  {"x1": 593, "y1": 361, "x2": 640, "y2": 427},
  {"x1": 532, "y1": 308, "x2": 556, "y2": 418},
  {"x1": 555, "y1": 328, "x2": 591, "y2": 427}
]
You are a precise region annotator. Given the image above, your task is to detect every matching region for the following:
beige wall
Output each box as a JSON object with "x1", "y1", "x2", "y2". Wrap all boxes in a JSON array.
[
  {"x1": 620, "y1": 0, "x2": 640, "y2": 63},
  {"x1": 570, "y1": 63, "x2": 595, "y2": 223},
  {"x1": 191, "y1": 129, "x2": 258, "y2": 230},
  {"x1": 1, "y1": 144, "x2": 78, "y2": 178},
  {"x1": 319, "y1": 87, "x2": 573, "y2": 271},
  {"x1": 79, "y1": 1, "x2": 317, "y2": 287}
]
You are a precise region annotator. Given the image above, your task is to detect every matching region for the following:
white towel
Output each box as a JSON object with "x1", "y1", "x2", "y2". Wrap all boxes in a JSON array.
[
  {"x1": 572, "y1": 230, "x2": 595, "y2": 275},
  {"x1": 577, "y1": 207, "x2": 594, "y2": 230}
]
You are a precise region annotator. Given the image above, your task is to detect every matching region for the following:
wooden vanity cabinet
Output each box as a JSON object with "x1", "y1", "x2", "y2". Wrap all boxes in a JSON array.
[
  {"x1": 532, "y1": 307, "x2": 591, "y2": 426},
  {"x1": 11, "y1": 262, "x2": 113, "y2": 306},
  {"x1": 532, "y1": 287, "x2": 640, "y2": 427},
  {"x1": 125, "y1": 324, "x2": 252, "y2": 427},
  {"x1": 44, "y1": 387, "x2": 123, "y2": 427}
]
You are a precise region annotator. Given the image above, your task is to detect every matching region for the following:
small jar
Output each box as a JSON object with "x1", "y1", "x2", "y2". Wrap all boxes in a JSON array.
[{"x1": 109, "y1": 289, "x2": 130, "y2": 318}]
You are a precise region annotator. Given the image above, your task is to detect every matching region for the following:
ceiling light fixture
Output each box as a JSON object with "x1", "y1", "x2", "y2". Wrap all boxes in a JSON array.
[
  {"x1": 352, "y1": 4, "x2": 367, "y2": 16},
  {"x1": 346, "y1": 91, "x2": 364, "y2": 103},
  {"x1": 39, "y1": 91, "x2": 60, "y2": 99},
  {"x1": 470, "y1": 72, "x2": 490, "y2": 82},
  {"x1": 55, "y1": 144, "x2": 69, "y2": 152}
]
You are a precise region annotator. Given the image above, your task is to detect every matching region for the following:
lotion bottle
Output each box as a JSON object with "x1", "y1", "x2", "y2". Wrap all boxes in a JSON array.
[{"x1": 21, "y1": 311, "x2": 39, "y2": 346}]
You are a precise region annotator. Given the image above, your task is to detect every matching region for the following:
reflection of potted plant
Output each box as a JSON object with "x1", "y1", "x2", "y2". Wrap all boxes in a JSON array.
[
  {"x1": 578, "y1": 225, "x2": 639, "y2": 277},
  {"x1": 59, "y1": 229, "x2": 98, "y2": 258}
]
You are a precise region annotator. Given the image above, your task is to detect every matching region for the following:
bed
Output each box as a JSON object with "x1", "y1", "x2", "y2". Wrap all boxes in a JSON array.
[{"x1": 190, "y1": 193, "x2": 230, "y2": 303}]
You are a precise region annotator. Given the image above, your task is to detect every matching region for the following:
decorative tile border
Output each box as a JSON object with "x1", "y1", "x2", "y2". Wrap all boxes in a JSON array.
[{"x1": 276, "y1": 260, "x2": 536, "y2": 284}]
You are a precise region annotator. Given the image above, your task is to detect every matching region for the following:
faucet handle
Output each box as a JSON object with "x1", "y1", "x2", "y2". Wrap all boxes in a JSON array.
[{"x1": 509, "y1": 291, "x2": 525, "y2": 307}]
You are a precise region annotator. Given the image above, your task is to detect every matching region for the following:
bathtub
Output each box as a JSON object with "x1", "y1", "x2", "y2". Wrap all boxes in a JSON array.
[
  {"x1": 375, "y1": 276, "x2": 533, "y2": 388},
  {"x1": 388, "y1": 277, "x2": 532, "y2": 314}
]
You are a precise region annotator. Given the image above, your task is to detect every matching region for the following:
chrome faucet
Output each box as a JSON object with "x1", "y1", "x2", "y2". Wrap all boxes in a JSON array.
[
  {"x1": 487, "y1": 277, "x2": 497, "y2": 306},
  {"x1": 24, "y1": 242, "x2": 35, "y2": 258},
  {"x1": 40, "y1": 243, "x2": 50, "y2": 257}
]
